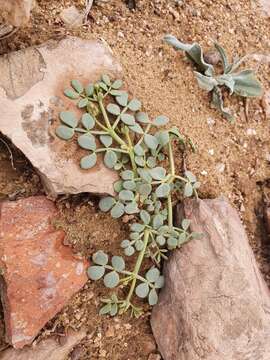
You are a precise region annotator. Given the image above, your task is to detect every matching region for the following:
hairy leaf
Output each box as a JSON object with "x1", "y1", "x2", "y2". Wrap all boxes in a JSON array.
[{"x1": 80, "y1": 153, "x2": 97, "y2": 169}]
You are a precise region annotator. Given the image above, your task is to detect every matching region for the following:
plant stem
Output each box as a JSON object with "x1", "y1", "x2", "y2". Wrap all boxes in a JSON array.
[
  {"x1": 167, "y1": 194, "x2": 173, "y2": 228},
  {"x1": 125, "y1": 229, "x2": 150, "y2": 307},
  {"x1": 124, "y1": 127, "x2": 137, "y2": 175},
  {"x1": 168, "y1": 139, "x2": 175, "y2": 175},
  {"x1": 96, "y1": 148, "x2": 128, "y2": 154}
]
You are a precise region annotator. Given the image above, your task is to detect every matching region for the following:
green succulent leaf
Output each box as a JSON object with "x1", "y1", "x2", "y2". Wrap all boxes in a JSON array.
[
  {"x1": 123, "y1": 180, "x2": 136, "y2": 191},
  {"x1": 116, "y1": 93, "x2": 128, "y2": 107},
  {"x1": 78, "y1": 133, "x2": 96, "y2": 151},
  {"x1": 111, "y1": 256, "x2": 125, "y2": 271},
  {"x1": 119, "y1": 190, "x2": 134, "y2": 202},
  {"x1": 124, "y1": 245, "x2": 135, "y2": 256},
  {"x1": 131, "y1": 223, "x2": 145, "y2": 232},
  {"x1": 146, "y1": 268, "x2": 160, "y2": 283},
  {"x1": 138, "y1": 183, "x2": 152, "y2": 197},
  {"x1": 107, "y1": 103, "x2": 121, "y2": 116},
  {"x1": 99, "y1": 303, "x2": 111, "y2": 315},
  {"x1": 232, "y1": 70, "x2": 263, "y2": 97},
  {"x1": 114, "y1": 180, "x2": 123, "y2": 193},
  {"x1": 136, "y1": 282, "x2": 150, "y2": 298},
  {"x1": 152, "y1": 214, "x2": 164, "y2": 229},
  {"x1": 134, "y1": 143, "x2": 145, "y2": 156},
  {"x1": 111, "y1": 202, "x2": 125, "y2": 218},
  {"x1": 144, "y1": 134, "x2": 159, "y2": 150},
  {"x1": 153, "y1": 115, "x2": 169, "y2": 127},
  {"x1": 156, "y1": 131, "x2": 170, "y2": 146},
  {"x1": 78, "y1": 98, "x2": 89, "y2": 108},
  {"x1": 128, "y1": 99, "x2": 141, "y2": 111},
  {"x1": 194, "y1": 72, "x2": 218, "y2": 92},
  {"x1": 156, "y1": 235, "x2": 166, "y2": 246},
  {"x1": 81, "y1": 113, "x2": 95, "y2": 130},
  {"x1": 154, "y1": 276, "x2": 164, "y2": 289},
  {"x1": 138, "y1": 168, "x2": 152, "y2": 183},
  {"x1": 121, "y1": 113, "x2": 136, "y2": 126},
  {"x1": 125, "y1": 202, "x2": 139, "y2": 214},
  {"x1": 100, "y1": 135, "x2": 113, "y2": 147},
  {"x1": 149, "y1": 167, "x2": 166, "y2": 180},
  {"x1": 182, "y1": 218, "x2": 191, "y2": 230},
  {"x1": 135, "y1": 239, "x2": 144, "y2": 251},
  {"x1": 87, "y1": 266, "x2": 105, "y2": 280},
  {"x1": 148, "y1": 289, "x2": 158, "y2": 305},
  {"x1": 80, "y1": 153, "x2": 97, "y2": 169},
  {"x1": 164, "y1": 35, "x2": 214, "y2": 76},
  {"x1": 121, "y1": 170, "x2": 134, "y2": 180},
  {"x1": 104, "y1": 271, "x2": 119, "y2": 288},
  {"x1": 99, "y1": 197, "x2": 116, "y2": 212},
  {"x1": 104, "y1": 150, "x2": 118, "y2": 169},
  {"x1": 93, "y1": 250, "x2": 109, "y2": 266},
  {"x1": 129, "y1": 123, "x2": 144, "y2": 134},
  {"x1": 155, "y1": 183, "x2": 170, "y2": 198},
  {"x1": 56, "y1": 125, "x2": 74, "y2": 140},
  {"x1": 121, "y1": 239, "x2": 131, "y2": 248},
  {"x1": 185, "y1": 171, "x2": 196, "y2": 183},
  {"x1": 111, "y1": 79, "x2": 123, "y2": 89},
  {"x1": 85, "y1": 84, "x2": 94, "y2": 96},
  {"x1": 168, "y1": 237, "x2": 178, "y2": 249},
  {"x1": 184, "y1": 182, "x2": 193, "y2": 197},
  {"x1": 71, "y1": 79, "x2": 84, "y2": 94},
  {"x1": 140, "y1": 210, "x2": 151, "y2": 225},
  {"x1": 60, "y1": 111, "x2": 78, "y2": 128},
  {"x1": 214, "y1": 42, "x2": 229, "y2": 72},
  {"x1": 136, "y1": 112, "x2": 149, "y2": 124},
  {"x1": 135, "y1": 156, "x2": 145, "y2": 167},
  {"x1": 64, "y1": 88, "x2": 79, "y2": 99},
  {"x1": 102, "y1": 74, "x2": 111, "y2": 86}
]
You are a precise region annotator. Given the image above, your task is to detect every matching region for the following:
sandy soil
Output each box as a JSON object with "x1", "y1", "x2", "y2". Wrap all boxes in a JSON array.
[{"x1": 0, "y1": 0, "x2": 269, "y2": 358}]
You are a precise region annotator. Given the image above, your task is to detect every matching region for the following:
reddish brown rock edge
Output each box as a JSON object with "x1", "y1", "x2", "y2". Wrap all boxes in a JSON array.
[
  {"x1": 0, "y1": 196, "x2": 88, "y2": 349},
  {"x1": 151, "y1": 198, "x2": 270, "y2": 360}
]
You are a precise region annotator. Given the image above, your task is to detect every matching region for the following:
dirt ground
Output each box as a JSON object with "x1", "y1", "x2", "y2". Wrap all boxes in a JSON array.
[{"x1": 0, "y1": 0, "x2": 270, "y2": 359}]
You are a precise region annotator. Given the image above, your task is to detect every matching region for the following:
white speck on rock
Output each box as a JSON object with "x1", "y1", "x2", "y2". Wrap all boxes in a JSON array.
[
  {"x1": 200, "y1": 170, "x2": 208, "y2": 176},
  {"x1": 216, "y1": 163, "x2": 225, "y2": 173},
  {"x1": 76, "y1": 262, "x2": 84, "y2": 276},
  {"x1": 246, "y1": 128, "x2": 256, "y2": 136}
]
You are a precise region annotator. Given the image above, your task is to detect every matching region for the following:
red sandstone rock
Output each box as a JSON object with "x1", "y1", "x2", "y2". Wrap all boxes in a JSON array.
[
  {"x1": 0, "y1": 196, "x2": 88, "y2": 349},
  {"x1": 0, "y1": 0, "x2": 33, "y2": 27}
]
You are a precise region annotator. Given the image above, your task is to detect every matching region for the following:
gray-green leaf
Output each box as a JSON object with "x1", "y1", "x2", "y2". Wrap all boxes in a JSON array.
[
  {"x1": 184, "y1": 182, "x2": 193, "y2": 197},
  {"x1": 128, "y1": 99, "x2": 141, "y2": 111},
  {"x1": 104, "y1": 271, "x2": 119, "y2": 288},
  {"x1": 148, "y1": 289, "x2": 158, "y2": 305},
  {"x1": 71, "y1": 79, "x2": 83, "y2": 94},
  {"x1": 87, "y1": 266, "x2": 105, "y2": 280},
  {"x1": 80, "y1": 153, "x2": 97, "y2": 169},
  {"x1": 136, "y1": 283, "x2": 149, "y2": 298},
  {"x1": 121, "y1": 113, "x2": 136, "y2": 126},
  {"x1": 64, "y1": 88, "x2": 79, "y2": 99},
  {"x1": 125, "y1": 202, "x2": 139, "y2": 214},
  {"x1": 99, "y1": 197, "x2": 116, "y2": 212},
  {"x1": 60, "y1": 111, "x2": 78, "y2": 128},
  {"x1": 146, "y1": 268, "x2": 160, "y2": 282},
  {"x1": 112, "y1": 79, "x2": 123, "y2": 89},
  {"x1": 153, "y1": 115, "x2": 169, "y2": 127},
  {"x1": 100, "y1": 135, "x2": 113, "y2": 147},
  {"x1": 111, "y1": 202, "x2": 125, "y2": 218},
  {"x1": 140, "y1": 210, "x2": 151, "y2": 225},
  {"x1": 116, "y1": 92, "x2": 128, "y2": 107},
  {"x1": 78, "y1": 133, "x2": 96, "y2": 151},
  {"x1": 81, "y1": 113, "x2": 95, "y2": 130},
  {"x1": 56, "y1": 125, "x2": 74, "y2": 140},
  {"x1": 149, "y1": 167, "x2": 166, "y2": 180},
  {"x1": 107, "y1": 103, "x2": 121, "y2": 116},
  {"x1": 152, "y1": 214, "x2": 164, "y2": 229},
  {"x1": 136, "y1": 112, "x2": 149, "y2": 124},
  {"x1": 93, "y1": 250, "x2": 108, "y2": 265},
  {"x1": 111, "y1": 256, "x2": 125, "y2": 271},
  {"x1": 104, "y1": 150, "x2": 118, "y2": 169},
  {"x1": 144, "y1": 134, "x2": 159, "y2": 150},
  {"x1": 119, "y1": 190, "x2": 134, "y2": 202}
]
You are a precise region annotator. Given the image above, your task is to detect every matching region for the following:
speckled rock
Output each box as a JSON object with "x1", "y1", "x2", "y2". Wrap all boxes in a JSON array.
[
  {"x1": 0, "y1": 329, "x2": 86, "y2": 360},
  {"x1": 0, "y1": 37, "x2": 120, "y2": 197},
  {"x1": 0, "y1": 196, "x2": 88, "y2": 349},
  {"x1": 0, "y1": 0, "x2": 33, "y2": 26}
]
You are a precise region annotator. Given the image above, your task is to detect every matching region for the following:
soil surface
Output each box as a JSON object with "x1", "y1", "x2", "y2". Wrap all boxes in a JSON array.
[{"x1": 0, "y1": 0, "x2": 269, "y2": 359}]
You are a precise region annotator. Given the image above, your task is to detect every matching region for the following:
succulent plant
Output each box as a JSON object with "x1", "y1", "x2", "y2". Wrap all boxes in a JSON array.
[
  {"x1": 56, "y1": 75, "x2": 202, "y2": 317},
  {"x1": 164, "y1": 35, "x2": 263, "y2": 121}
]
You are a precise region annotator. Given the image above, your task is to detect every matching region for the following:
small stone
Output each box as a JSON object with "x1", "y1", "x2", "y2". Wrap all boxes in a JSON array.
[
  {"x1": 200, "y1": 170, "x2": 208, "y2": 176},
  {"x1": 148, "y1": 354, "x2": 161, "y2": 360},
  {"x1": 60, "y1": 6, "x2": 84, "y2": 28},
  {"x1": 262, "y1": 91, "x2": 270, "y2": 119},
  {"x1": 0, "y1": 329, "x2": 86, "y2": 360},
  {"x1": 105, "y1": 325, "x2": 115, "y2": 338},
  {"x1": 208, "y1": 149, "x2": 214, "y2": 156},
  {"x1": 0, "y1": 196, "x2": 89, "y2": 348},
  {"x1": 246, "y1": 128, "x2": 256, "y2": 136},
  {"x1": 0, "y1": 0, "x2": 33, "y2": 27},
  {"x1": 216, "y1": 163, "x2": 225, "y2": 173},
  {"x1": 204, "y1": 50, "x2": 221, "y2": 65},
  {"x1": 207, "y1": 117, "x2": 215, "y2": 126}
]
